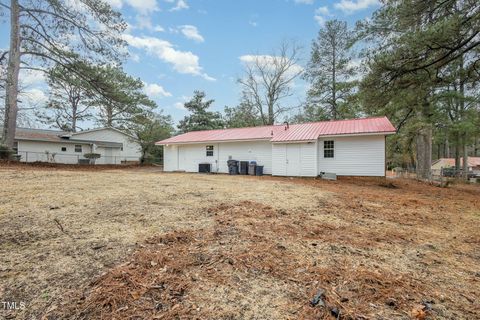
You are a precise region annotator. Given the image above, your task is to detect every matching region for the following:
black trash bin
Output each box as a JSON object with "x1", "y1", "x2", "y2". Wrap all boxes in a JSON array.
[
  {"x1": 248, "y1": 163, "x2": 256, "y2": 175},
  {"x1": 255, "y1": 165, "x2": 264, "y2": 176},
  {"x1": 227, "y1": 160, "x2": 239, "y2": 175},
  {"x1": 228, "y1": 165, "x2": 238, "y2": 175},
  {"x1": 239, "y1": 161, "x2": 249, "y2": 175}
]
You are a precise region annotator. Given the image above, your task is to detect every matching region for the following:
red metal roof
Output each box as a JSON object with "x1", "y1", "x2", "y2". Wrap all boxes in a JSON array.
[
  {"x1": 156, "y1": 116, "x2": 396, "y2": 145},
  {"x1": 433, "y1": 157, "x2": 480, "y2": 167}
]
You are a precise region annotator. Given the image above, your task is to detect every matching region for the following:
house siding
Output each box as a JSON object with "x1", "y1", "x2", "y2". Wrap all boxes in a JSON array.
[
  {"x1": 17, "y1": 141, "x2": 92, "y2": 164},
  {"x1": 163, "y1": 134, "x2": 387, "y2": 177},
  {"x1": 72, "y1": 129, "x2": 141, "y2": 163},
  {"x1": 317, "y1": 135, "x2": 386, "y2": 176},
  {"x1": 14, "y1": 128, "x2": 141, "y2": 165},
  {"x1": 163, "y1": 140, "x2": 273, "y2": 174}
]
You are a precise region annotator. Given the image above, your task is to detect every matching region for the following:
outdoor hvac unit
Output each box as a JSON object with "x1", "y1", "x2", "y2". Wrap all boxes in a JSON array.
[{"x1": 198, "y1": 163, "x2": 211, "y2": 173}]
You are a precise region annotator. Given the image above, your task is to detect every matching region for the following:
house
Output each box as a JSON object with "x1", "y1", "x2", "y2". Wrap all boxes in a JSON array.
[
  {"x1": 431, "y1": 157, "x2": 480, "y2": 175},
  {"x1": 6, "y1": 127, "x2": 142, "y2": 164},
  {"x1": 156, "y1": 116, "x2": 396, "y2": 177}
]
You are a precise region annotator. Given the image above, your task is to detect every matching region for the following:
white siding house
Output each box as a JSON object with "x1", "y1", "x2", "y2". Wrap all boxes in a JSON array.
[
  {"x1": 157, "y1": 117, "x2": 396, "y2": 177},
  {"x1": 9, "y1": 127, "x2": 142, "y2": 164}
]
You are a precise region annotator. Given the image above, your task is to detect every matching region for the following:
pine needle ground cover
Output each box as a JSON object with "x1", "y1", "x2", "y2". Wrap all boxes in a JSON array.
[{"x1": 0, "y1": 166, "x2": 478, "y2": 319}]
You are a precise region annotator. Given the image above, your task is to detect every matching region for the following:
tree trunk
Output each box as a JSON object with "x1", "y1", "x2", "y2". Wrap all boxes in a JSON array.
[
  {"x1": 415, "y1": 100, "x2": 432, "y2": 180},
  {"x1": 267, "y1": 101, "x2": 274, "y2": 125},
  {"x1": 107, "y1": 106, "x2": 113, "y2": 127},
  {"x1": 2, "y1": 0, "x2": 21, "y2": 148},
  {"x1": 416, "y1": 127, "x2": 432, "y2": 180},
  {"x1": 454, "y1": 133, "x2": 461, "y2": 173},
  {"x1": 331, "y1": 37, "x2": 337, "y2": 120},
  {"x1": 462, "y1": 135, "x2": 468, "y2": 180},
  {"x1": 445, "y1": 137, "x2": 450, "y2": 158}
]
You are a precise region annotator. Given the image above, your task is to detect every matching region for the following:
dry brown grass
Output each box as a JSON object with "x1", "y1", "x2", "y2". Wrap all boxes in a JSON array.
[{"x1": 0, "y1": 165, "x2": 479, "y2": 319}]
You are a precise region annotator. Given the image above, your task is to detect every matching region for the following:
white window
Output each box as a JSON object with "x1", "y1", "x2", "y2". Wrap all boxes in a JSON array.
[
  {"x1": 74, "y1": 145, "x2": 82, "y2": 153},
  {"x1": 324, "y1": 140, "x2": 334, "y2": 158},
  {"x1": 206, "y1": 145, "x2": 214, "y2": 157},
  {"x1": 61, "y1": 146, "x2": 67, "y2": 152}
]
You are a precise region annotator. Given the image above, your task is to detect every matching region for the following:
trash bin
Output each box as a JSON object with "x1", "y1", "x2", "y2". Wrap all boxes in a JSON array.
[
  {"x1": 239, "y1": 161, "x2": 249, "y2": 175},
  {"x1": 228, "y1": 165, "x2": 238, "y2": 175},
  {"x1": 248, "y1": 163, "x2": 256, "y2": 175},
  {"x1": 255, "y1": 165, "x2": 264, "y2": 176},
  {"x1": 227, "y1": 160, "x2": 239, "y2": 175}
]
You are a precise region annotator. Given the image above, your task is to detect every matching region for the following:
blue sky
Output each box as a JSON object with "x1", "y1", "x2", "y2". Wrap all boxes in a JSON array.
[{"x1": 0, "y1": 0, "x2": 380, "y2": 127}]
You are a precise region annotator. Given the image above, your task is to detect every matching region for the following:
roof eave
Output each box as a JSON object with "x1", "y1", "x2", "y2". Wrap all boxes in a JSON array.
[{"x1": 156, "y1": 137, "x2": 272, "y2": 145}]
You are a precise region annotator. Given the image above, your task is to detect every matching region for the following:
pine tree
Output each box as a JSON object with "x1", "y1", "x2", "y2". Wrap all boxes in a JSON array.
[
  {"x1": 178, "y1": 91, "x2": 224, "y2": 133},
  {"x1": 303, "y1": 20, "x2": 357, "y2": 120}
]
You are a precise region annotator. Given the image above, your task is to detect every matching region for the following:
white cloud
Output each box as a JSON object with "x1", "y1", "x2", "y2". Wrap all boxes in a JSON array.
[
  {"x1": 123, "y1": 34, "x2": 215, "y2": 81},
  {"x1": 249, "y1": 20, "x2": 258, "y2": 27},
  {"x1": 314, "y1": 6, "x2": 331, "y2": 26},
  {"x1": 154, "y1": 25, "x2": 165, "y2": 32},
  {"x1": 20, "y1": 88, "x2": 48, "y2": 106},
  {"x1": 104, "y1": 0, "x2": 123, "y2": 9},
  {"x1": 174, "y1": 102, "x2": 186, "y2": 110},
  {"x1": 130, "y1": 52, "x2": 140, "y2": 62},
  {"x1": 294, "y1": 0, "x2": 314, "y2": 4},
  {"x1": 169, "y1": 0, "x2": 189, "y2": 11},
  {"x1": 334, "y1": 0, "x2": 379, "y2": 13},
  {"x1": 20, "y1": 70, "x2": 45, "y2": 86},
  {"x1": 144, "y1": 83, "x2": 172, "y2": 98},
  {"x1": 105, "y1": 0, "x2": 159, "y2": 14},
  {"x1": 315, "y1": 6, "x2": 330, "y2": 15},
  {"x1": 173, "y1": 95, "x2": 191, "y2": 110},
  {"x1": 178, "y1": 25, "x2": 204, "y2": 43}
]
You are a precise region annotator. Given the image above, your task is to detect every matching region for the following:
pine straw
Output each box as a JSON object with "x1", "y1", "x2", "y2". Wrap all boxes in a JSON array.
[{"x1": 53, "y1": 201, "x2": 440, "y2": 320}]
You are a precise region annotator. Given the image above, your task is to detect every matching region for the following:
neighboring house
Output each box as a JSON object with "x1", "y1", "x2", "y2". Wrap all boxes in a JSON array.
[
  {"x1": 431, "y1": 157, "x2": 480, "y2": 175},
  {"x1": 156, "y1": 116, "x2": 396, "y2": 177},
  {"x1": 5, "y1": 127, "x2": 141, "y2": 164}
]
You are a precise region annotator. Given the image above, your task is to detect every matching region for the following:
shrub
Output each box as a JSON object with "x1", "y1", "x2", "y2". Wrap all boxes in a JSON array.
[
  {"x1": 0, "y1": 145, "x2": 14, "y2": 160},
  {"x1": 83, "y1": 152, "x2": 101, "y2": 164}
]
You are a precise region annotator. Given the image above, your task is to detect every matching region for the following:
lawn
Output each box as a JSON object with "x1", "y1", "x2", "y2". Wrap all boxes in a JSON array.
[{"x1": 0, "y1": 165, "x2": 479, "y2": 319}]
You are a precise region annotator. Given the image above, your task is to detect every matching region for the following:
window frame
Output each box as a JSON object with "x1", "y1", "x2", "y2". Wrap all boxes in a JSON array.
[
  {"x1": 323, "y1": 140, "x2": 334, "y2": 158},
  {"x1": 74, "y1": 144, "x2": 82, "y2": 153},
  {"x1": 206, "y1": 145, "x2": 214, "y2": 157}
]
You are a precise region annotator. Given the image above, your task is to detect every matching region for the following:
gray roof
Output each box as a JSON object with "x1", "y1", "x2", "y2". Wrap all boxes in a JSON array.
[{"x1": 5, "y1": 127, "x2": 123, "y2": 147}]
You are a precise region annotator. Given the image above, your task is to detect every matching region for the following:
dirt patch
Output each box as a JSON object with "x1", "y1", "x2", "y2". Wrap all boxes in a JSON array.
[{"x1": 51, "y1": 201, "x2": 476, "y2": 319}]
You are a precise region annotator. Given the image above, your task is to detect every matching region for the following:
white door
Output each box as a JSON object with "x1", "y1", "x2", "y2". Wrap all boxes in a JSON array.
[
  {"x1": 178, "y1": 146, "x2": 187, "y2": 171},
  {"x1": 104, "y1": 147, "x2": 113, "y2": 164},
  {"x1": 286, "y1": 144, "x2": 301, "y2": 176}
]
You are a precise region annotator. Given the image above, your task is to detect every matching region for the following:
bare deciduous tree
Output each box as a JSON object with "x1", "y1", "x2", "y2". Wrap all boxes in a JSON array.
[
  {"x1": 238, "y1": 41, "x2": 303, "y2": 125},
  {"x1": 0, "y1": 0, "x2": 126, "y2": 148}
]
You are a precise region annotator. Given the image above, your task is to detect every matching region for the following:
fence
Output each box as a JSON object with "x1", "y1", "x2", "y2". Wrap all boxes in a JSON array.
[
  {"x1": 16, "y1": 151, "x2": 141, "y2": 165},
  {"x1": 392, "y1": 167, "x2": 479, "y2": 184}
]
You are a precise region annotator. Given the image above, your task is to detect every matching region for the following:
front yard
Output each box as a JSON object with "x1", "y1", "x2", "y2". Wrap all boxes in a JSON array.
[{"x1": 0, "y1": 166, "x2": 479, "y2": 319}]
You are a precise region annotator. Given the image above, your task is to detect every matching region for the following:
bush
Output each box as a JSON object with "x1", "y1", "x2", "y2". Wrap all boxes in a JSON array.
[
  {"x1": 83, "y1": 153, "x2": 101, "y2": 164},
  {"x1": 83, "y1": 153, "x2": 101, "y2": 159},
  {"x1": 0, "y1": 145, "x2": 14, "y2": 160}
]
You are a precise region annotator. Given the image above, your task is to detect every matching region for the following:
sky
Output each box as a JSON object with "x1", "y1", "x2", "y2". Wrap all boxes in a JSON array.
[{"x1": 0, "y1": 0, "x2": 380, "y2": 128}]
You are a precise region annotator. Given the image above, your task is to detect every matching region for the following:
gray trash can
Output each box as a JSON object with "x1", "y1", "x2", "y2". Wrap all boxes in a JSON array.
[{"x1": 248, "y1": 163, "x2": 256, "y2": 175}]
